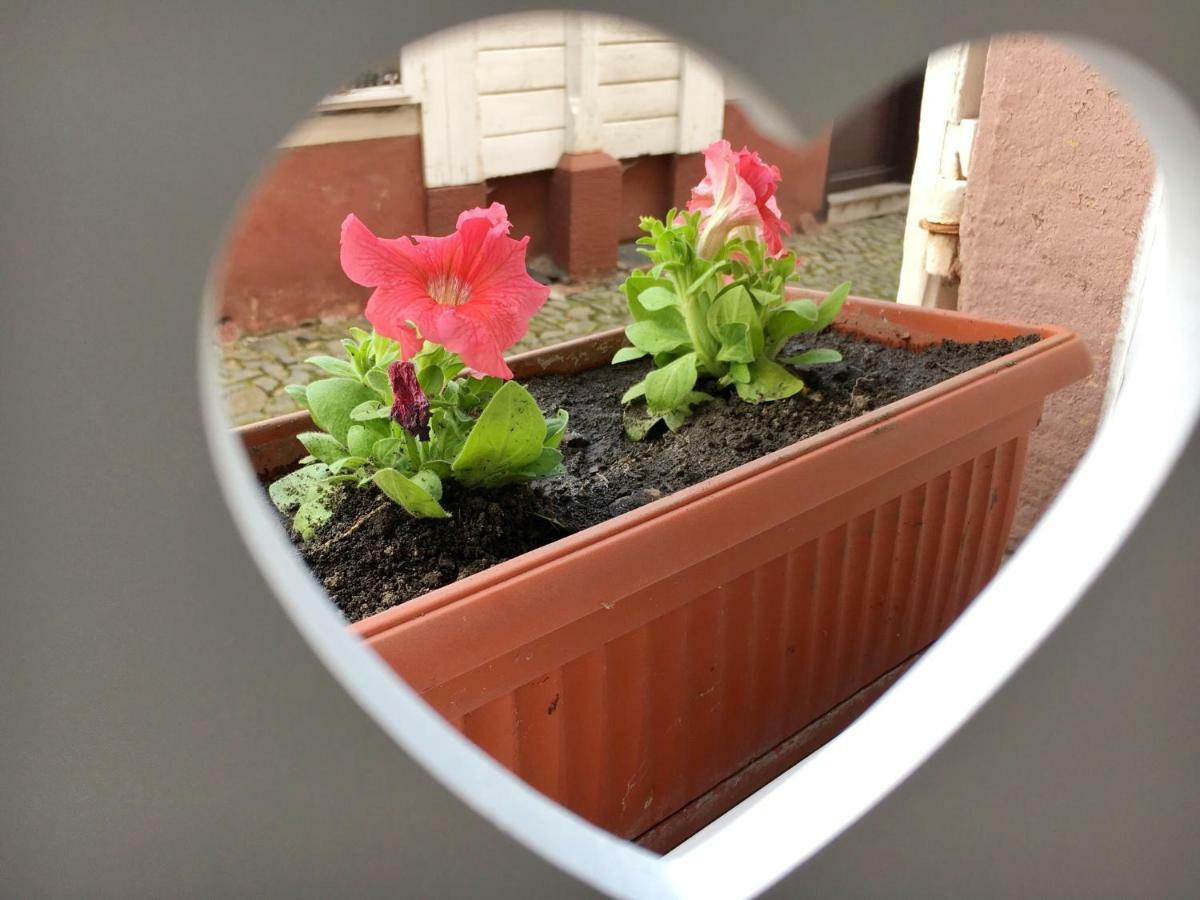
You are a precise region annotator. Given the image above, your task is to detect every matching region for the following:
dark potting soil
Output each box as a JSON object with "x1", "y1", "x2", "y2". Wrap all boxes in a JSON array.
[{"x1": 287, "y1": 330, "x2": 1038, "y2": 622}]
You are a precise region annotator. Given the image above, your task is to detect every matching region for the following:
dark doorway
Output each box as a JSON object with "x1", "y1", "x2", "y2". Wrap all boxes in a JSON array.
[{"x1": 825, "y1": 71, "x2": 924, "y2": 194}]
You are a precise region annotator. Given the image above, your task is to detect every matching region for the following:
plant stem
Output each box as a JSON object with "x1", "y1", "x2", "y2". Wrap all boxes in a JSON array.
[
  {"x1": 403, "y1": 431, "x2": 422, "y2": 469},
  {"x1": 672, "y1": 270, "x2": 719, "y2": 371}
]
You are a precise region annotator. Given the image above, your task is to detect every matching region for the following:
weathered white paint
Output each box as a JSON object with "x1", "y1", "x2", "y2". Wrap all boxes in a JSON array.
[
  {"x1": 279, "y1": 103, "x2": 420, "y2": 149},
  {"x1": 480, "y1": 88, "x2": 567, "y2": 137},
  {"x1": 596, "y1": 15, "x2": 666, "y2": 44},
  {"x1": 677, "y1": 48, "x2": 725, "y2": 153},
  {"x1": 474, "y1": 11, "x2": 566, "y2": 50},
  {"x1": 317, "y1": 84, "x2": 411, "y2": 113},
  {"x1": 402, "y1": 26, "x2": 483, "y2": 187},
  {"x1": 481, "y1": 128, "x2": 566, "y2": 178},
  {"x1": 597, "y1": 41, "x2": 681, "y2": 84},
  {"x1": 601, "y1": 116, "x2": 680, "y2": 158},
  {"x1": 477, "y1": 46, "x2": 566, "y2": 94},
  {"x1": 563, "y1": 13, "x2": 602, "y2": 153},
  {"x1": 897, "y1": 41, "x2": 989, "y2": 307},
  {"x1": 598, "y1": 79, "x2": 680, "y2": 123},
  {"x1": 402, "y1": 13, "x2": 723, "y2": 183}
]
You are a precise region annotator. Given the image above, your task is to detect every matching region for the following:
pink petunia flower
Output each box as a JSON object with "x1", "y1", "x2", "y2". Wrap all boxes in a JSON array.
[
  {"x1": 687, "y1": 140, "x2": 791, "y2": 258},
  {"x1": 387, "y1": 360, "x2": 430, "y2": 440},
  {"x1": 340, "y1": 203, "x2": 550, "y2": 379}
]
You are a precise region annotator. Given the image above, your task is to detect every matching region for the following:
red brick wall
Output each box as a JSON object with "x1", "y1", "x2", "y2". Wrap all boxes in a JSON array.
[{"x1": 217, "y1": 135, "x2": 424, "y2": 334}]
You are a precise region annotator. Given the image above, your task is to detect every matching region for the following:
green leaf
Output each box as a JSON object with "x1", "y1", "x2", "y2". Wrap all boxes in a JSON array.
[
  {"x1": 350, "y1": 399, "x2": 392, "y2": 421},
  {"x1": 370, "y1": 437, "x2": 404, "y2": 468},
  {"x1": 371, "y1": 333, "x2": 402, "y2": 366},
  {"x1": 645, "y1": 352, "x2": 699, "y2": 414},
  {"x1": 707, "y1": 285, "x2": 763, "y2": 364},
  {"x1": 622, "y1": 389, "x2": 710, "y2": 440},
  {"x1": 622, "y1": 407, "x2": 663, "y2": 441},
  {"x1": 787, "y1": 298, "x2": 820, "y2": 321},
  {"x1": 625, "y1": 317, "x2": 691, "y2": 355},
  {"x1": 636, "y1": 286, "x2": 680, "y2": 311},
  {"x1": 764, "y1": 299, "x2": 820, "y2": 352},
  {"x1": 780, "y1": 348, "x2": 843, "y2": 367},
  {"x1": 515, "y1": 447, "x2": 563, "y2": 479},
  {"x1": 735, "y1": 358, "x2": 806, "y2": 403},
  {"x1": 622, "y1": 273, "x2": 674, "y2": 318},
  {"x1": 813, "y1": 281, "x2": 851, "y2": 331},
  {"x1": 329, "y1": 456, "x2": 369, "y2": 474},
  {"x1": 544, "y1": 409, "x2": 569, "y2": 449},
  {"x1": 728, "y1": 362, "x2": 751, "y2": 384},
  {"x1": 365, "y1": 367, "x2": 392, "y2": 402},
  {"x1": 305, "y1": 377, "x2": 378, "y2": 445},
  {"x1": 451, "y1": 381, "x2": 547, "y2": 487},
  {"x1": 416, "y1": 364, "x2": 444, "y2": 397},
  {"x1": 612, "y1": 346, "x2": 649, "y2": 365},
  {"x1": 751, "y1": 287, "x2": 782, "y2": 309},
  {"x1": 284, "y1": 384, "x2": 309, "y2": 411},
  {"x1": 305, "y1": 355, "x2": 358, "y2": 380},
  {"x1": 268, "y1": 463, "x2": 331, "y2": 513},
  {"x1": 294, "y1": 495, "x2": 334, "y2": 540},
  {"x1": 622, "y1": 378, "x2": 648, "y2": 404},
  {"x1": 410, "y1": 468, "x2": 443, "y2": 501},
  {"x1": 296, "y1": 432, "x2": 348, "y2": 465},
  {"x1": 373, "y1": 468, "x2": 448, "y2": 519},
  {"x1": 347, "y1": 424, "x2": 381, "y2": 459}
]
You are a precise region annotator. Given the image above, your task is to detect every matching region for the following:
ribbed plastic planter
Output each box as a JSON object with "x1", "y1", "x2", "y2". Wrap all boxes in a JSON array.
[{"x1": 238, "y1": 295, "x2": 1090, "y2": 851}]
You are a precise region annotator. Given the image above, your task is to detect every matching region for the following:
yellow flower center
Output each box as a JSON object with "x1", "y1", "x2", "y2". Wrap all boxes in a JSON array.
[{"x1": 428, "y1": 274, "x2": 471, "y2": 307}]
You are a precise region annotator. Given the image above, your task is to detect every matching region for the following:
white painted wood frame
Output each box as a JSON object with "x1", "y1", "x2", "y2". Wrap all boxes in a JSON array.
[
  {"x1": 897, "y1": 41, "x2": 989, "y2": 307},
  {"x1": 403, "y1": 12, "x2": 727, "y2": 185}
]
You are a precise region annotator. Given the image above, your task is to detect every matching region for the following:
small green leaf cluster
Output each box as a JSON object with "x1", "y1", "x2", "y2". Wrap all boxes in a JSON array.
[
  {"x1": 613, "y1": 210, "x2": 850, "y2": 440},
  {"x1": 269, "y1": 328, "x2": 567, "y2": 537}
]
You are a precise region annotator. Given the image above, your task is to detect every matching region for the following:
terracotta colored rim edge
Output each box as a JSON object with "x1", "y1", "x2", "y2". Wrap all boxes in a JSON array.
[
  {"x1": 352, "y1": 300, "x2": 1088, "y2": 638},
  {"x1": 232, "y1": 295, "x2": 1090, "y2": 639}
]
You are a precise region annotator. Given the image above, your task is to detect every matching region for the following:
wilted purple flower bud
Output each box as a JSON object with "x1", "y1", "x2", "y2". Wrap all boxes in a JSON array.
[{"x1": 388, "y1": 360, "x2": 430, "y2": 440}]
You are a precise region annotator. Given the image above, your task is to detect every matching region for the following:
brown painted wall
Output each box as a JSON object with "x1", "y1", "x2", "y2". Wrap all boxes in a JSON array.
[
  {"x1": 218, "y1": 135, "x2": 424, "y2": 334},
  {"x1": 620, "y1": 155, "x2": 673, "y2": 239},
  {"x1": 487, "y1": 171, "x2": 553, "y2": 257},
  {"x1": 958, "y1": 35, "x2": 1154, "y2": 542},
  {"x1": 487, "y1": 154, "x2": 687, "y2": 255}
]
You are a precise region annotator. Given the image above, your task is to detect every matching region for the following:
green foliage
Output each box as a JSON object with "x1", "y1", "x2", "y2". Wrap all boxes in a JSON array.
[
  {"x1": 270, "y1": 329, "x2": 566, "y2": 535},
  {"x1": 612, "y1": 210, "x2": 850, "y2": 439}
]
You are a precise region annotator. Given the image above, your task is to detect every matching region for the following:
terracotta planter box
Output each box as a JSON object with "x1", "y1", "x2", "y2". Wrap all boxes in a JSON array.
[{"x1": 237, "y1": 296, "x2": 1090, "y2": 850}]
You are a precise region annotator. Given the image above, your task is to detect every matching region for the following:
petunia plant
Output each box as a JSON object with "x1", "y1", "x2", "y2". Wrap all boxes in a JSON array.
[
  {"x1": 268, "y1": 204, "x2": 567, "y2": 537},
  {"x1": 614, "y1": 140, "x2": 850, "y2": 439}
]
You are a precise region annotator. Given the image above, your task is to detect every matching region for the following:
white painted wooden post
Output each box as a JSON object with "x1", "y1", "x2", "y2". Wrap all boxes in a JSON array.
[
  {"x1": 563, "y1": 13, "x2": 602, "y2": 153},
  {"x1": 897, "y1": 40, "x2": 988, "y2": 307},
  {"x1": 677, "y1": 48, "x2": 725, "y2": 153},
  {"x1": 402, "y1": 25, "x2": 483, "y2": 188}
]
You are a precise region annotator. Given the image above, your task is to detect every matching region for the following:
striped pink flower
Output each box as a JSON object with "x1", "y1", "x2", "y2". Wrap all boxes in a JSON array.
[{"x1": 687, "y1": 140, "x2": 790, "y2": 258}]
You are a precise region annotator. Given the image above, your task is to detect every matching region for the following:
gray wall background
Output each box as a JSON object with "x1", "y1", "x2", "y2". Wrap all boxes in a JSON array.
[{"x1": 3, "y1": 2, "x2": 1198, "y2": 897}]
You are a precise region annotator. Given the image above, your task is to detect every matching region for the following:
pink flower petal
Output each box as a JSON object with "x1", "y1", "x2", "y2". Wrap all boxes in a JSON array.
[
  {"x1": 456, "y1": 202, "x2": 512, "y2": 234},
  {"x1": 686, "y1": 140, "x2": 791, "y2": 258},
  {"x1": 345, "y1": 205, "x2": 548, "y2": 378}
]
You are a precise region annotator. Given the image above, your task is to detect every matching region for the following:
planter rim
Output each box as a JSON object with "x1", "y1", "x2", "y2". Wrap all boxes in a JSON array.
[{"x1": 235, "y1": 294, "x2": 1090, "y2": 640}]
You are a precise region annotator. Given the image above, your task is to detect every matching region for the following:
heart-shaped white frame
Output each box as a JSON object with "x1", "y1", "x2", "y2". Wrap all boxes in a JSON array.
[
  {"x1": 10, "y1": 3, "x2": 1188, "y2": 897},
  {"x1": 205, "y1": 10, "x2": 1200, "y2": 890}
]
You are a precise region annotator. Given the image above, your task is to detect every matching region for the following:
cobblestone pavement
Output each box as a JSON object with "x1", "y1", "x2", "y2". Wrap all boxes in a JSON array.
[{"x1": 216, "y1": 212, "x2": 906, "y2": 425}]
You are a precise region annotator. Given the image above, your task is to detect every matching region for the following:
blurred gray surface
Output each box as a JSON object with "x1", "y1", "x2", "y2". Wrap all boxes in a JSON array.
[{"x1": 3, "y1": 2, "x2": 1198, "y2": 897}]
